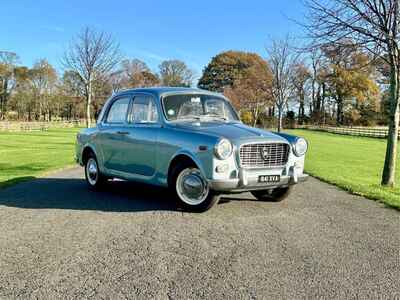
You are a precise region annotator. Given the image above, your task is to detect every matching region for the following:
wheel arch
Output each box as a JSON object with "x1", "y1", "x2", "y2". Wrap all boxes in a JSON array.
[
  {"x1": 167, "y1": 152, "x2": 206, "y2": 187},
  {"x1": 81, "y1": 145, "x2": 97, "y2": 165}
]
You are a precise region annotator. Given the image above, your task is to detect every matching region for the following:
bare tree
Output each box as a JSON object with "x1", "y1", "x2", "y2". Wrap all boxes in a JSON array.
[
  {"x1": 122, "y1": 59, "x2": 149, "y2": 79},
  {"x1": 62, "y1": 27, "x2": 121, "y2": 127},
  {"x1": 159, "y1": 60, "x2": 194, "y2": 87},
  {"x1": 303, "y1": 0, "x2": 399, "y2": 186},
  {"x1": 121, "y1": 59, "x2": 160, "y2": 88},
  {"x1": 267, "y1": 38, "x2": 298, "y2": 132}
]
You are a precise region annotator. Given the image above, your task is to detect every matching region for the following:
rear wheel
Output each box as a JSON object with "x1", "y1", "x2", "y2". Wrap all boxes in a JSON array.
[
  {"x1": 84, "y1": 153, "x2": 107, "y2": 190},
  {"x1": 251, "y1": 187, "x2": 292, "y2": 202},
  {"x1": 170, "y1": 162, "x2": 219, "y2": 212}
]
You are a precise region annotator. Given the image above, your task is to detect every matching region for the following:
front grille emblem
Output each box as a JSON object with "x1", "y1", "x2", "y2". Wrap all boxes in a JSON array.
[{"x1": 260, "y1": 147, "x2": 270, "y2": 161}]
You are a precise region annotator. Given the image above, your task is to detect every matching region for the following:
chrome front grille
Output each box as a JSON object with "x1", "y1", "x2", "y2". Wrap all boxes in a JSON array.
[{"x1": 239, "y1": 143, "x2": 290, "y2": 168}]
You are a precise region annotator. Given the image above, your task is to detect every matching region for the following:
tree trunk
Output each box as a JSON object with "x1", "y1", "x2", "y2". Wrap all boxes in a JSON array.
[
  {"x1": 298, "y1": 91, "x2": 305, "y2": 124},
  {"x1": 86, "y1": 80, "x2": 92, "y2": 128},
  {"x1": 252, "y1": 106, "x2": 259, "y2": 127},
  {"x1": 277, "y1": 106, "x2": 283, "y2": 132},
  {"x1": 336, "y1": 96, "x2": 343, "y2": 125},
  {"x1": 381, "y1": 60, "x2": 400, "y2": 187}
]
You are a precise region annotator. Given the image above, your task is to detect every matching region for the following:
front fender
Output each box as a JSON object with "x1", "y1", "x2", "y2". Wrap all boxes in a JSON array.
[
  {"x1": 168, "y1": 149, "x2": 210, "y2": 180},
  {"x1": 273, "y1": 132, "x2": 300, "y2": 145}
]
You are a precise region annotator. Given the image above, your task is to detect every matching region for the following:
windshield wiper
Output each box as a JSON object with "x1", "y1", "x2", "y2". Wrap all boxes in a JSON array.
[
  {"x1": 203, "y1": 114, "x2": 228, "y2": 121},
  {"x1": 176, "y1": 115, "x2": 202, "y2": 121}
]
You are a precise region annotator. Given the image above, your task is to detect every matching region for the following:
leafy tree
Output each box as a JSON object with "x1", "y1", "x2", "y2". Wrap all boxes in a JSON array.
[
  {"x1": 199, "y1": 51, "x2": 273, "y2": 125},
  {"x1": 199, "y1": 51, "x2": 268, "y2": 92},
  {"x1": 60, "y1": 70, "x2": 86, "y2": 120},
  {"x1": 224, "y1": 63, "x2": 273, "y2": 126},
  {"x1": 0, "y1": 51, "x2": 19, "y2": 119},
  {"x1": 28, "y1": 59, "x2": 58, "y2": 121},
  {"x1": 304, "y1": 0, "x2": 400, "y2": 188},
  {"x1": 159, "y1": 60, "x2": 193, "y2": 87},
  {"x1": 322, "y1": 43, "x2": 380, "y2": 125}
]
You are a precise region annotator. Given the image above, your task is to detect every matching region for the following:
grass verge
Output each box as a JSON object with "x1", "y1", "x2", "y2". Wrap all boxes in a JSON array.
[
  {"x1": 0, "y1": 128, "x2": 81, "y2": 189},
  {"x1": 288, "y1": 129, "x2": 400, "y2": 210}
]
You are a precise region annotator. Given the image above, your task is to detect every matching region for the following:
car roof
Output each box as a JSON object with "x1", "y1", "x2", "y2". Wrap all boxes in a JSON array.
[{"x1": 114, "y1": 87, "x2": 225, "y2": 99}]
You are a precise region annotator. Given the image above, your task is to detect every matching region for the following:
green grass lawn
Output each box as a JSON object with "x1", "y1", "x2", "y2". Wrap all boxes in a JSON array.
[
  {"x1": 1, "y1": 127, "x2": 399, "y2": 210},
  {"x1": 0, "y1": 128, "x2": 81, "y2": 188},
  {"x1": 289, "y1": 129, "x2": 400, "y2": 209}
]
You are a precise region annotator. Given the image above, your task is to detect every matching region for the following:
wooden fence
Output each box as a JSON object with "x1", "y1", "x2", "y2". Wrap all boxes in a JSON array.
[
  {"x1": 0, "y1": 120, "x2": 87, "y2": 132},
  {"x1": 297, "y1": 125, "x2": 400, "y2": 139}
]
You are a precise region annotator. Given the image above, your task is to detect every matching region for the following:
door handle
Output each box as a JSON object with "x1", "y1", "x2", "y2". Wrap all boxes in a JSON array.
[{"x1": 116, "y1": 131, "x2": 129, "y2": 135}]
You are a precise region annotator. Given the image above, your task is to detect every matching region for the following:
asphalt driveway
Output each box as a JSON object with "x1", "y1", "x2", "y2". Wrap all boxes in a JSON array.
[{"x1": 0, "y1": 167, "x2": 399, "y2": 299}]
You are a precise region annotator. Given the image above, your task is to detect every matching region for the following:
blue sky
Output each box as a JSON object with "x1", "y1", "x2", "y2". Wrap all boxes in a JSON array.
[{"x1": 0, "y1": 0, "x2": 306, "y2": 78}]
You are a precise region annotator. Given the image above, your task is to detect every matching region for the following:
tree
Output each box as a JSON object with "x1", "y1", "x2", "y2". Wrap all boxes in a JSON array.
[
  {"x1": 321, "y1": 43, "x2": 380, "y2": 125},
  {"x1": 222, "y1": 61, "x2": 273, "y2": 126},
  {"x1": 267, "y1": 38, "x2": 298, "y2": 132},
  {"x1": 122, "y1": 59, "x2": 160, "y2": 88},
  {"x1": 304, "y1": 0, "x2": 400, "y2": 187},
  {"x1": 198, "y1": 51, "x2": 273, "y2": 124},
  {"x1": 0, "y1": 51, "x2": 19, "y2": 119},
  {"x1": 28, "y1": 59, "x2": 58, "y2": 120},
  {"x1": 291, "y1": 62, "x2": 311, "y2": 124},
  {"x1": 60, "y1": 70, "x2": 86, "y2": 120},
  {"x1": 199, "y1": 51, "x2": 267, "y2": 92},
  {"x1": 159, "y1": 60, "x2": 193, "y2": 87},
  {"x1": 62, "y1": 27, "x2": 121, "y2": 127}
]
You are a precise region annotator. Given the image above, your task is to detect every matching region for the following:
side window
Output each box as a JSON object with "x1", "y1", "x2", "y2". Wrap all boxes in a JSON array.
[
  {"x1": 131, "y1": 95, "x2": 159, "y2": 123},
  {"x1": 106, "y1": 97, "x2": 130, "y2": 123}
]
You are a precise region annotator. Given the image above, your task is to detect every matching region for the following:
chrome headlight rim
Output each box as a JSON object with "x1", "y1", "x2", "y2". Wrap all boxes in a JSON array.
[
  {"x1": 214, "y1": 138, "x2": 233, "y2": 160},
  {"x1": 293, "y1": 137, "x2": 308, "y2": 157}
]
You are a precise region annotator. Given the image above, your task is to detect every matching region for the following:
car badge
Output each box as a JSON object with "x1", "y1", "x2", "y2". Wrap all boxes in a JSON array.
[{"x1": 260, "y1": 147, "x2": 270, "y2": 160}]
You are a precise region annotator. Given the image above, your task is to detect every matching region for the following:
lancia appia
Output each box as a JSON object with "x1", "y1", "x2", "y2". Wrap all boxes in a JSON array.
[{"x1": 76, "y1": 87, "x2": 308, "y2": 212}]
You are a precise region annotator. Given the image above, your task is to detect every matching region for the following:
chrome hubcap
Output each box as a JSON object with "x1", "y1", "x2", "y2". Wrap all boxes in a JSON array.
[
  {"x1": 86, "y1": 158, "x2": 98, "y2": 186},
  {"x1": 176, "y1": 168, "x2": 209, "y2": 206}
]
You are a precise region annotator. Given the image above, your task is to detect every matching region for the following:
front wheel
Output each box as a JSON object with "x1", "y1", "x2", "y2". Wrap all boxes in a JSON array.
[
  {"x1": 251, "y1": 187, "x2": 292, "y2": 202},
  {"x1": 171, "y1": 163, "x2": 219, "y2": 212}
]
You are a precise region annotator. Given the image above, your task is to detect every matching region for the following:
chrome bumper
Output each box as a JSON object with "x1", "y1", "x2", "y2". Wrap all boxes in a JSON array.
[{"x1": 208, "y1": 167, "x2": 308, "y2": 193}]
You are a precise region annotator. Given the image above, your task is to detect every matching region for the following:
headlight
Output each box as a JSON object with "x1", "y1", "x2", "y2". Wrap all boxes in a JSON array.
[
  {"x1": 214, "y1": 139, "x2": 233, "y2": 160},
  {"x1": 293, "y1": 138, "x2": 308, "y2": 157}
]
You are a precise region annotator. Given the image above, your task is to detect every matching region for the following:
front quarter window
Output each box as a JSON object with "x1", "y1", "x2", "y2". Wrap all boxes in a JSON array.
[
  {"x1": 130, "y1": 95, "x2": 159, "y2": 123},
  {"x1": 106, "y1": 97, "x2": 130, "y2": 123}
]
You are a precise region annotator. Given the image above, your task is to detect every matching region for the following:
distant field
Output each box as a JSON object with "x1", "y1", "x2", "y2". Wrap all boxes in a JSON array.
[
  {"x1": 0, "y1": 128, "x2": 81, "y2": 188},
  {"x1": 288, "y1": 129, "x2": 400, "y2": 209}
]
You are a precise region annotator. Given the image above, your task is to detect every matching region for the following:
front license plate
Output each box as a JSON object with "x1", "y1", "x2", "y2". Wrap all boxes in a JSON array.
[{"x1": 258, "y1": 175, "x2": 280, "y2": 183}]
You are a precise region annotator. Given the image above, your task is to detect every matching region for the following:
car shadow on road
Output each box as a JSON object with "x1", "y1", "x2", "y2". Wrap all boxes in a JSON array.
[
  {"x1": 0, "y1": 178, "x2": 183, "y2": 212},
  {"x1": 0, "y1": 176, "x2": 257, "y2": 213}
]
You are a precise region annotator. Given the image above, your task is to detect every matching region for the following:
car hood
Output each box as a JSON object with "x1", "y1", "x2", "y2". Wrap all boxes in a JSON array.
[{"x1": 171, "y1": 121, "x2": 288, "y2": 143}]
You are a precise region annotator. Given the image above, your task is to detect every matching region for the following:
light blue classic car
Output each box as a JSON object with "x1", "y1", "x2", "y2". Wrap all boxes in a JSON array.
[{"x1": 76, "y1": 87, "x2": 308, "y2": 212}]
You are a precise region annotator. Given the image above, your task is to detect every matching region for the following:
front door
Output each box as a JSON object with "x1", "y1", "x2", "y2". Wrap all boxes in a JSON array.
[
  {"x1": 118, "y1": 94, "x2": 160, "y2": 177},
  {"x1": 98, "y1": 95, "x2": 132, "y2": 173}
]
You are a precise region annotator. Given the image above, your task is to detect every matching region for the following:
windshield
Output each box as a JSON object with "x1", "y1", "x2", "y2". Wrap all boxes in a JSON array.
[{"x1": 162, "y1": 94, "x2": 239, "y2": 121}]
